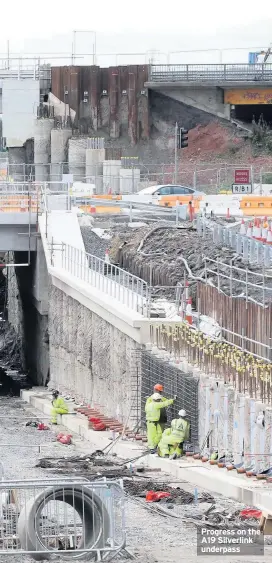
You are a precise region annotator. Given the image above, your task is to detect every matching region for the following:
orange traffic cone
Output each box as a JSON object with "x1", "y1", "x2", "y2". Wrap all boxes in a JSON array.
[
  {"x1": 105, "y1": 249, "x2": 110, "y2": 264},
  {"x1": 255, "y1": 219, "x2": 262, "y2": 241},
  {"x1": 261, "y1": 219, "x2": 269, "y2": 243},
  {"x1": 246, "y1": 221, "x2": 252, "y2": 238},
  {"x1": 267, "y1": 229, "x2": 272, "y2": 245},
  {"x1": 240, "y1": 219, "x2": 246, "y2": 235},
  {"x1": 90, "y1": 205, "x2": 96, "y2": 214},
  {"x1": 185, "y1": 297, "x2": 193, "y2": 325},
  {"x1": 226, "y1": 208, "x2": 230, "y2": 219}
]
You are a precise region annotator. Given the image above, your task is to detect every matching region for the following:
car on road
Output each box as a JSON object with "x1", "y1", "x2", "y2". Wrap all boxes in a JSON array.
[{"x1": 138, "y1": 184, "x2": 204, "y2": 197}]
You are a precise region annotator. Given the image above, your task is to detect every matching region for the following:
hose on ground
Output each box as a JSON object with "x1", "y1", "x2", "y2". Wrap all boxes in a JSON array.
[{"x1": 18, "y1": 485, "x2": 110, "y2": 561}]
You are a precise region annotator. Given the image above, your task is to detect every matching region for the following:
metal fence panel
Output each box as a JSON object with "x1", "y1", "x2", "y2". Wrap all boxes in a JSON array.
[
  {"x1": 140, "y1": 350, "x2": 199, "y2": 446},
  {"x1": 0, "y1": 478, "x2": 125, "y2": 559},
  {"x1": 149, "y1": 63, "x2": 272, "y2": 82}
]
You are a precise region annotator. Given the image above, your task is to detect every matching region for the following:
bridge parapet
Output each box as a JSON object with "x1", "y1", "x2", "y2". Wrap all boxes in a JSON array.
[{"x1": 148, "y1": 63, "x2": 272, "y2": 83}]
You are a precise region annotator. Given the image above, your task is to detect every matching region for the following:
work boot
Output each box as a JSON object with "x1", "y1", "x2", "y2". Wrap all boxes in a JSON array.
[
  {"x1": 149, "y1": 448, "x2": 157, "y2": 454},
  {"x1": 169, "y1": 453, "x2": 177, "y2": 460}
]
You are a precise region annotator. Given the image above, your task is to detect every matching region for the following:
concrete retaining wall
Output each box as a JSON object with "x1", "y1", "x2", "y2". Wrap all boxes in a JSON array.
[
  {"x1": 148, "y1": 347, "x2": 272, "y2": 473},
  {"x1": 7, "y1": 251, "x2": 49, "y2": 385},
  {"x1": 49, "y1": 285, "x2": 141, "y2": 424},
  {"x1": 152, "y1": 86, "x2": 230, "y2": 120}
]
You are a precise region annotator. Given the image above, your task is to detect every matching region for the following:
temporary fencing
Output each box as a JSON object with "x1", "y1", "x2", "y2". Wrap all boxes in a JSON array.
[
  {"x1": 0, "y1": 478, "x2": 125, "y2": 560},
  {"x1": 197, "y1": 216, "x2": 272, "y2": 268},
  {"x1": 5, "y1": 160, "x2": 272, "y2": 195}
]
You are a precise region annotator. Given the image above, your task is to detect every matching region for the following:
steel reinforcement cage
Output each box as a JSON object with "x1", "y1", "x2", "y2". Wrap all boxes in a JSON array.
[{"x1": 139, "y1": 349, "x2": 199, "y2": 447}]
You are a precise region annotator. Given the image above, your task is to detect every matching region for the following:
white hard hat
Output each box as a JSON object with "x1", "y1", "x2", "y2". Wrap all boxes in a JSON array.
[
  {"x1": 179, "y1": 409, "x2": 187, "y2": 417},
  {"x1": 152, "y1": 393, "x2": 162, "y2": 401}
]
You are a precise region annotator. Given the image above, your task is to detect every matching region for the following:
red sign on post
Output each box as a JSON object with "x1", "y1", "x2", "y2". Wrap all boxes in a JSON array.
[{"x1": 234, "y1": 169, "x2": 250, "y2": 184}]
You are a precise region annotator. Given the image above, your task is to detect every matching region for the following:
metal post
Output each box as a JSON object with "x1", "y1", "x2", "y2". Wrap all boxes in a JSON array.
[
  {"x1": 174, "y1": 122, "x2": 178, "y2": 184},
  {"x1": 129, "y1": 202, "x2": 132, "y2": 223},
  {"x1": 73, "y1": 31, "x2": 76, "y2": 65},
  {"x1": 250, "y1": 165, "x2": 254, "y2": 191},
  {"x1": 193, "y1": 169, "x2": 196, "y2": 189},
  {"x1": 132, "y1": 166, "x2": 135, "y2": 193},
  {"x1": 230, "y1": 259, "x2": 233, "y2": 297},
  {"x1": 263, "y1": 265, "x2": 265, "y2": 307},
  {"x1": 245, "y1": 267, "x2": 248, "y2": 306},
  {"x1": 7, "y1": 40, "x2": 10, "y2": 70},
  {"x1": 175, "y1": 201, "x2": 179, "y2": 227},
  {"x1": 260, "y1": 167, "x2": 263, "y2": 195}
]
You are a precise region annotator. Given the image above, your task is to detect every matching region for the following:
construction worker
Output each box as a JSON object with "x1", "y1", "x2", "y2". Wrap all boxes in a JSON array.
[
  {"x1": 145, "y1": 393, "x2": 175, "y2": 453},
  {"x1": 51, "y1": 390, "x2": 69, "y2": 424},
  {"x1": 146, "y1": 384, "x2": 165, "y2": 402},
  {"x1": 146, "y1": 383, "x2": 168, "y2": 431},
  {"x1": 158, "y1": 409, "x2": 190, "y2": 459}
]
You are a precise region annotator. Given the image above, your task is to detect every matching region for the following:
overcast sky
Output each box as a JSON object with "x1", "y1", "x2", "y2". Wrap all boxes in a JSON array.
[{"x1": 1, "y1": 1, "x2": 272, "y2": 66}]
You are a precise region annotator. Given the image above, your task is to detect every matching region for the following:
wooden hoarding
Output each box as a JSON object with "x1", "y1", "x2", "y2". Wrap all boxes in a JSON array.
[{"x1": 224, "y1": 88, "x2": 272, "y2": 105}]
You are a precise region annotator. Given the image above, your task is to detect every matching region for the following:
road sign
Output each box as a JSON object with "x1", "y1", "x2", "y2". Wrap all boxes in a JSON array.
[
  {"x1": 232, "y1": 184, "x2": 252, "y2": 194},
  {"x1": 234, "y1": 169, "x2": 250, "y2": 184}
]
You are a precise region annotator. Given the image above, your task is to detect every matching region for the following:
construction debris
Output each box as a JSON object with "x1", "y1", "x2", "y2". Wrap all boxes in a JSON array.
[{"x1": 109, "y1": 223, "x2": 272, "y2": 305}]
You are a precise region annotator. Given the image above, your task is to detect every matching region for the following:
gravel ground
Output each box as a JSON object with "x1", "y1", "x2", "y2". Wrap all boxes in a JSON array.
[
  {"x1": 81, "y1": 227, "x2": 111, "y2": 260},
  {"x1": 1, "y1": 396, "x2": 272, "y2": 562}
]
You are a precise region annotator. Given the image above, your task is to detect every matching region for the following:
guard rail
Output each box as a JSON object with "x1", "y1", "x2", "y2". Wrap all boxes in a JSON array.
[{"x1": 149, "y1": 63, "x2": 272, "y2": 82}]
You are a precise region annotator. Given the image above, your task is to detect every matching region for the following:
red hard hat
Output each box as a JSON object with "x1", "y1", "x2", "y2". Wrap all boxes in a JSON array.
[{"x1": 154, "y1": 384, "x2": 164, "y2": 392}]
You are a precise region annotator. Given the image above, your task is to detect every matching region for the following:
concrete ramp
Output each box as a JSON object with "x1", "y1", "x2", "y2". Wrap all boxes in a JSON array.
[{"x1": 39, "y1": 210, "x2": 86, "y2": 269}]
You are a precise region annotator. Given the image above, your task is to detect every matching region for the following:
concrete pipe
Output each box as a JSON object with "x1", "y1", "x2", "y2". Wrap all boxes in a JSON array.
[{"x1": 18, "y1": 485, "x2": 110, "y2": 561}]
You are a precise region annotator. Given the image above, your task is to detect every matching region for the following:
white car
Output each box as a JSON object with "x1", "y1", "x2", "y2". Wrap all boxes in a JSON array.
[{"x1": 138, "y1": 184, "x2": 204, "y2": 197}]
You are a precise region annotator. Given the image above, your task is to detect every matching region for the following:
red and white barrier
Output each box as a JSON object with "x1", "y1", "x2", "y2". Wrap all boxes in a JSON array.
[
  {"x1": 240, "y1": 219, "x2": 246, "y2": 235},
  {"x1": 246, "y1": 222, "x2": 252, "y2": 238}
]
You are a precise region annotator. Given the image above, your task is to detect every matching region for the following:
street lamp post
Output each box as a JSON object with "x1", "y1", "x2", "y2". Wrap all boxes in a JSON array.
[{"x1": 73, "y1": 30, "x2": 97, "y2": 66}]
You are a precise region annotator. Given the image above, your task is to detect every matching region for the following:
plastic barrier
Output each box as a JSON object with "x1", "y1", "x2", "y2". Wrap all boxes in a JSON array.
[
  {"x1": 240, "y1": 196, "x2": 272, "y2": 217},
  {"x1": 157, "y1": 195, "x2": 202, "y2": 213},
  {"x1": 80, "y1": 205, "x2": 122, "y2": 214}
]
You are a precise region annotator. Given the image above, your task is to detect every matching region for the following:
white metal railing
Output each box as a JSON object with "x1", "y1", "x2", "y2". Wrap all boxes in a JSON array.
[
  {"x1": 203, "y1": 256, "x2": 272, "y2": 306},
  {"x1": 53, "y1": 242, "x2": 151, "y2": 316},
  {"x1": 149, "y1": 63, "x2": 272, "y2": 82}
]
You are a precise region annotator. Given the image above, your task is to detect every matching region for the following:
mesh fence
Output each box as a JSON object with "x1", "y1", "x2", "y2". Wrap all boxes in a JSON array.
[{"x1": 139, "y1": 350, "x2": 199, "y2": 447}]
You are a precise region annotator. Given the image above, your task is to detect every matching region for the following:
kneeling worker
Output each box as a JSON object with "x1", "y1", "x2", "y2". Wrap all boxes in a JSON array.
[
  {"x1": 158, "y1": 409, "x2": 190, "y2": 459},
  {"x1": 51, "y1": 390, "x2": 69, "y2": 424},
  {"x1": 145, "y1": 393, "x2": 175, "y2": 453}
]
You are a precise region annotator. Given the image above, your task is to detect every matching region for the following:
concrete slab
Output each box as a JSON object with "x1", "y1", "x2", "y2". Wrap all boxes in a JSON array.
[{"x1": 22, "y1": 388, "x2": 272, "y2": 512}]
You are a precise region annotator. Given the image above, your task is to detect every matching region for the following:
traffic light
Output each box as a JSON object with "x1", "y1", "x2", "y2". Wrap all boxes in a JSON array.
[{"x1": 178, "y1": 128, "x2": 189, "y2": 149}]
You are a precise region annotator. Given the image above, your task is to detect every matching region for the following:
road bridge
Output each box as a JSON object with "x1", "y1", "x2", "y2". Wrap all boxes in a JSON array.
[{"x1": 146, "y1": 63, "x2": 272, "y2": 120}]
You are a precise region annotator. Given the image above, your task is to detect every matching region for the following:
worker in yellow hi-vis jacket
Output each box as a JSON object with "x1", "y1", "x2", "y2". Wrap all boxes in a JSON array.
[
  {"x1": 145, "y1": 393, "x2": 175, "y2": 453},
  {"x1": 158, "y1": 409, "x2": 190, "y2": 459},
  {"x1": 50, "y1": 390, "x2": 69, "y2": 424}
]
